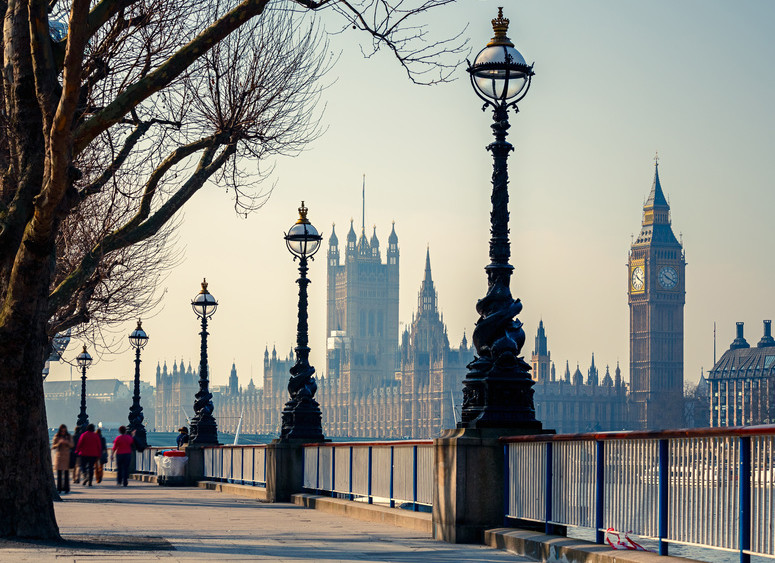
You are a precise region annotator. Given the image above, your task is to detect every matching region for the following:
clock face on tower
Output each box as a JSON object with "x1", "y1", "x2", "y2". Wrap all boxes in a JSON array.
[
  {"x1": 631, "y1": 266, "x2": 645, "y2": 291},
  {"x1": 658, "y1": 266, "x2": 679, "y2": 289}
]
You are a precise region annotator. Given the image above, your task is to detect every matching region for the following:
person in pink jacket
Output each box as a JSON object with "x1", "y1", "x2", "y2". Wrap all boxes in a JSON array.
[
  {"x1": 111, "y1": 426, "x2": 135, "y2": 486},
  {"x1": 75, "y1": 424, "x2": 101, "y2": 486}
]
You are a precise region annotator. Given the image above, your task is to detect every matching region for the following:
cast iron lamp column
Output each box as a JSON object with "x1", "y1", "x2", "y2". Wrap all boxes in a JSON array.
[
  {"x1": 75, "y1": 345, "x2": 92, "y2": 430},
  {"x1": 281, "y1": 201, "x2": 324, "y2": 441},
  {"x1": 459, "y1": 8, "x2": 542, "y2": 430},
  {"x1": 189, "y1": 279, "x2": 219, "y2": 445},
  {"x1": 127, "y1": 320, "x2": 149, "y2": 449}
]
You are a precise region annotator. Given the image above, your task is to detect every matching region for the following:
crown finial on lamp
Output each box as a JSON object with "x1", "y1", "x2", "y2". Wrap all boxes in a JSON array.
[
  {"x1": 200, "y1": 278, "x2": 208, "y2": 293},
  {"x1": 488, "y1": 7, "x2": 514, "y2": 47},
  {"x1": 296, "y1": 201, "x2": 309, "y2": 224}
]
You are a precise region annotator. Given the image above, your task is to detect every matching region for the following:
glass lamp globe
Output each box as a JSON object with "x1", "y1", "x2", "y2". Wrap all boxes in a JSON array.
[
  {"x1": 129, "y1": 319, "x2": 149, "y2": 349},
  {"x1": 75, "y1": 345, "x2": 92, "y2": 369},
  {"x1": 192, "y1": 279, "x2": 218, "y2": 319},
  {"x1": 469, "y1": 8, "x2": 533, "y2": 104},
  {"x1": 285, "y1": 201, "x2": 323, "y2": 259}
]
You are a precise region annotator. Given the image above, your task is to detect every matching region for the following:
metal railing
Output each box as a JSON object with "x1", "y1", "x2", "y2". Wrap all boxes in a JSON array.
[
  {"x1": 201, "y1": 445, "x2": 267, "y2": 486},
  {"x1": 302, "y1": 441, "x2": 434, "y2": 509},
  {"x1": 502, "y1": 426, "x2": 775, "y2": 561},
  {"x1": 133, "y1": 446, "x2": 166, "y2": 473}
]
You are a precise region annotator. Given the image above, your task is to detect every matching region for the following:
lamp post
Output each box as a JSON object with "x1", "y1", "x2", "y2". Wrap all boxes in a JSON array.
[
  {"x1": 459, "y1": 8, "x2": 542, "y2": 430},
  {"x1": 127, "y1": 319, "x2": 149, "y2": 449},
  {"x1": 189, "y1": 279, "x2": 219, "y2": 445},
  {"x1": 75, "y1": 345, "x2": 92, "y2": 430},
  {"x1": 281, "y1": 201, "x2": 324, "y2": 441}
]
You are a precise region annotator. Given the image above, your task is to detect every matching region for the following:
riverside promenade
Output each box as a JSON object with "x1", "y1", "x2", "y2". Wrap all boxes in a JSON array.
[{"x1": 0, "y1": 482, "x2": 534, "y2": 562}]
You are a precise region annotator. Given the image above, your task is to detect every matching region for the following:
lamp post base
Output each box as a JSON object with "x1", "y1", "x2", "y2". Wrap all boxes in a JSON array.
[
  {"x1": 459, "y1": 355, "x2": 543, "y2": 430},
  {"x1": 280, "y1": 398, "x2": 324, "y2": 441},
  {"x1": 189, "y1": 413, "x2": 219, "y2": 446}
]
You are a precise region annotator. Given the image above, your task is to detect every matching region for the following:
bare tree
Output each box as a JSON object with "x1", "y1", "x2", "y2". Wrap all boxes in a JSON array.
[{"x1": 0, "y1": 0, "x2": 466, "y2": 539}]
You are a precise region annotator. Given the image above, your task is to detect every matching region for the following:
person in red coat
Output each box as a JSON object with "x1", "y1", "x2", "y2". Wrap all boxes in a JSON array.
[{"x1": 76, "y1": 423, "x2": 101, "y2": 486}]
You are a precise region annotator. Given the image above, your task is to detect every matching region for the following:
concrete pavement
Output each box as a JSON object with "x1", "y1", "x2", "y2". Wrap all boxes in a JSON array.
[{"x1": 0, "y1": 481, "x2": 535, "y2": 562}]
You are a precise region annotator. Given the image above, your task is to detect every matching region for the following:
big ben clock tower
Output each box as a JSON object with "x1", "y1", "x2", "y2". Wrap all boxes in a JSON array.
[{"x1": 628, "y1": 158, "x2": 685, "y2": 430}]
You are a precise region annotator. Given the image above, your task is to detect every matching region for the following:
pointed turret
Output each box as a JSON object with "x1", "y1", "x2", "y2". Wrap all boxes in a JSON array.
[
  {"x1": 615, "y1": 361, "x2": 622, "y2": 388},
  {"x1": 461, "y1": 331, "x2": 468, "y2": 350},
  {"x1": 534, "y1": 319, "x2": 548, "y2": 357},
  {"x1": 587, "y1": 353, "x2": 598, "y2": 386},
  {"x1": 634, "y1": 158, "x2": 678, "y2": 246},
  {"x1": 329, "y1": 223, "x2": 338, "y2": 247},
  {"x1": 645, "y1": 161, "x2": 669, "y2": 210},
  {"x1": 602, "y1": 365, "x2": 613, "y2": 387},
  {"x1": 228, "y1": 362, "x2": 238, "y2": 396},
  {"x1": 564, "y1": 360, "x2": 570, "y2": 383},
  {"x1": 417, "y1": 247, "x2": 438, "y2": 316},
  {"x1": 573, "y1": 363, "x2": 583, "y2": 386},
  {"x1": 370, "y1": 225, "x2": 379, "y2": 248},
  {"x1": 551, "y1": 361, "x2": 556, "y2": 382},
  {"x1": 346, "y1": 219, "x2": 357, "y2": 255}
]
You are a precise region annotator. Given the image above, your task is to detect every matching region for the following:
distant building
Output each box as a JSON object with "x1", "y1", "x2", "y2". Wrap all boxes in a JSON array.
[
  {"x1": 155, "y1": 360, "x2": 197, "y2": 431},
  {"x1": 707, "y1": 321, "x2": 775, "y2": 427},
  {"x1": 44, "y1": 378, "x2": 141, "y2": 429},
  {"x1": 628, "y1": 161, "x2": 686, "y2": 430},
  {"x1": 325, "y1": 219, "x2": 400, "y2": 396},
  {"x1": 396, "y1": 249, "x2": 467, "y2": 437},
  {"x1": 208, "y1": 249, "x2": 468, "y2": 439},
  {"x1": 530, "y1": 322, "x2": 629, "y2": 433}
]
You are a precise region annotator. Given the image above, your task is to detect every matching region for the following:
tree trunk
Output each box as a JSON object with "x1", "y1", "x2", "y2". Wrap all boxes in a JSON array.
[{"x1": 0, "y1": 352, "x2": 59, "y2": 538}]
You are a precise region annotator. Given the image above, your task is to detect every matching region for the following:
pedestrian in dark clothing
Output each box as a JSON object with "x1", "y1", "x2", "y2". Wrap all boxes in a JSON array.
[
  {"x1": 111, "y1": 425, "x2": 134, "y2": 486},
  {"x1": 76, "y1": 423, "x2": 101, "y2": 486},
  {"x1": 52, "y1": 424, "x2": 73, "y2": 493},
  {"x1": 95, "y1": 427, "x2": 107, "y2": 483},
  {"x1": 71, "y1": 425, "x2": 81, "y2": 484},
  {"x1": 176, "y1": 426, "x2": 189, "y2": 449}
]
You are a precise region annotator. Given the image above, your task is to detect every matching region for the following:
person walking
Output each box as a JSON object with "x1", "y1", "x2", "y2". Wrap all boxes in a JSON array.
[
  {"x1": 111, "y1": 426, "x2": 134, "y2": 487},
  {"x1": 51, "y1": 424, "x2": 74, "y2": 494},
  {"x1": 95, "y1": 428, "x2": 108, "y2": 484},
  {"x1": 75, "y1": 423, "x2": 101, "y2": 486},
  {"x1": 71, "y1": 425, "x2": 81, "y2": 484},
  {"x1": 176, "y1": 426, "x2": 189, "y2": 449}
]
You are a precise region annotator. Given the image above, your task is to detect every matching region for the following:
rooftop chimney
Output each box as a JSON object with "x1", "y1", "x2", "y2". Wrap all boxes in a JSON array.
[
  {"x1": 730, "y1": 321, "x2": 750, "y2": 350},
  {"x1": 758, "y1": 320, "x2": 775, "y2": 348}
]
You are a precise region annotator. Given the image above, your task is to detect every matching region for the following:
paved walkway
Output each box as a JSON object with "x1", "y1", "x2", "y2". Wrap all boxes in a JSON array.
[{"x1": 0, "y1": 481, "x2": 535, "y2": 562}]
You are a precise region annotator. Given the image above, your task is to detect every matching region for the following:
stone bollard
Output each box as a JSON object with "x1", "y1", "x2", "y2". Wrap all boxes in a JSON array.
[
  {"x1": 433, "y1": 426, "x2": 553, "y2": 544},
  {"x1": 264, "y1": 439, "x2": 307, "y2": 502},
  {"x1": 184, "y1": 445, "x2": 204, "y2": 486}
]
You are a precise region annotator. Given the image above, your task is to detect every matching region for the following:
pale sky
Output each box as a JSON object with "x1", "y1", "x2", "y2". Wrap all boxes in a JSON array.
[{"x1": 50, "y1": 1, "x2": 775, "y2": 401}]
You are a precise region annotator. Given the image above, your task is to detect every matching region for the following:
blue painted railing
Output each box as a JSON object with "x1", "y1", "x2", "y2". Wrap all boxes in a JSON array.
[
  {"x1": 302, "y1": 440, "x2": 433, "y2": 509},
  {"x1": 502, "y1": 426, "x2": 775, "y2": 562}
]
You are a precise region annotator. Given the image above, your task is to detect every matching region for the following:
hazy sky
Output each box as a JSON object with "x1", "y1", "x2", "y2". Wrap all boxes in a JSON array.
[{"x1": 50, "y1": 1, "x2": 775, "y2": 398}]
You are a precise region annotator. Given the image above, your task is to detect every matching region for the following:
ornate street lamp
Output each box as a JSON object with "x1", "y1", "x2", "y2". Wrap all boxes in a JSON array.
[
  {"x1": 127, "y1": 319, "x2": 149, "y2": 449},
  {"x1": 459, "y1": 8, "x2": 543, "y2": 431},
  {"x1": 281, "y1": 201, "x2": 324, "y2": 440},
  {"x1": 75, "y1": 345, "x2": 92, "y2": 431},
  {"x1": 189, "y1": 279, "x2": 219, "y2": 445}
]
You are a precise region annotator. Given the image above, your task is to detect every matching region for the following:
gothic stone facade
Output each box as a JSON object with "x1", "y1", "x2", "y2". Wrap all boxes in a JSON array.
[{"x1": 531, "y1": 320, "x2": 628, "y2": 433}]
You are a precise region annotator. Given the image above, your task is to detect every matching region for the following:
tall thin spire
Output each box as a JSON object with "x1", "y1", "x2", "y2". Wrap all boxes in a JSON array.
[
  {"x1": 424, "y1": 245, "x2": 432, "y2": 283},
  {"x1": 362, "y1": 174, "x2": 366, "y2": 232}
]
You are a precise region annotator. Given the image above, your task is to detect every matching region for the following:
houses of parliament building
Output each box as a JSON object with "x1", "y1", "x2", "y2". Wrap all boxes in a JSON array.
[{"x1": 155, "y1": 164, "x2": 687, "y2": 437}]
